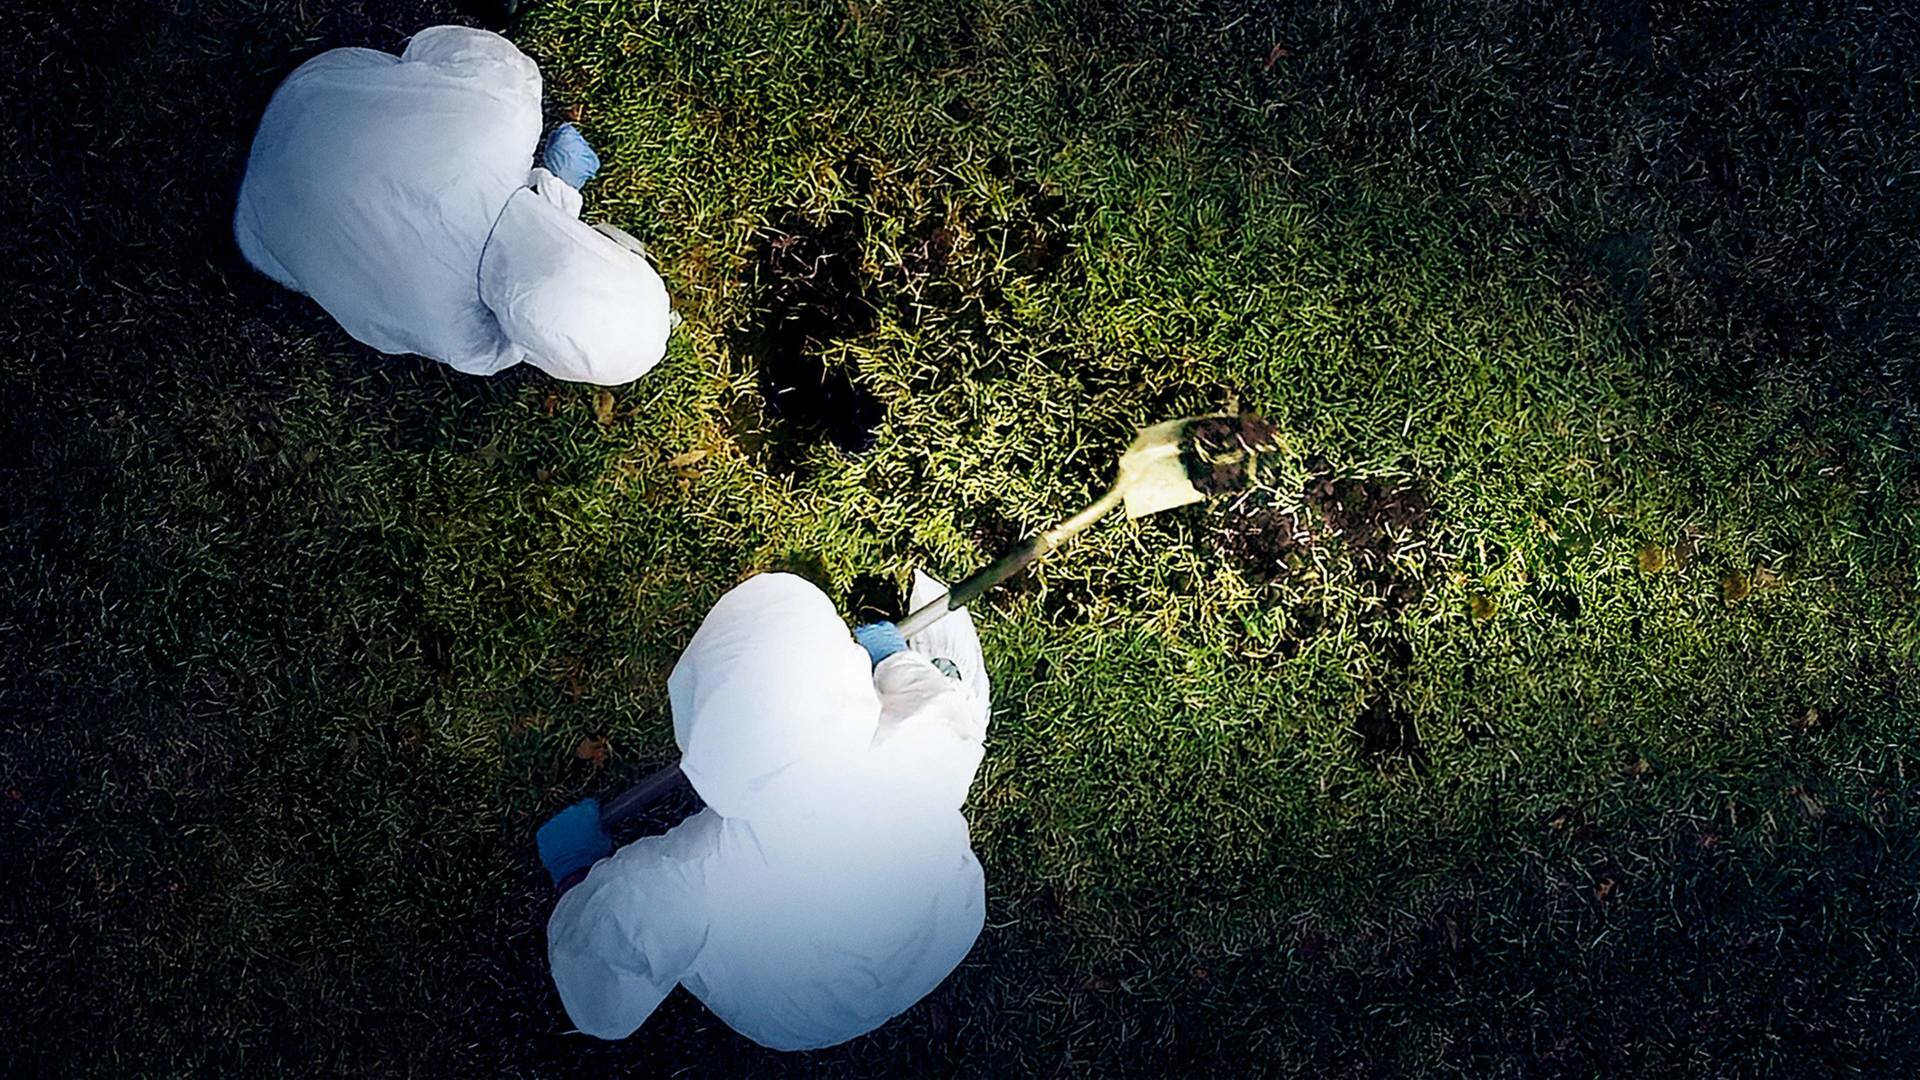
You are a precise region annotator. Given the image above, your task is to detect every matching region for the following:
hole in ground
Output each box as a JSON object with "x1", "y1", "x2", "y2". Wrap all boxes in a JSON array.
[
  {"x1": 733, "y1": 209, "x2": 886, "y2": 470},
  {"x1": 845, "y1": 572, "x2": 904, "y2": 624},
  {"x1": 1352, "y1": 695, "x2": 1425, "y2": 766}
]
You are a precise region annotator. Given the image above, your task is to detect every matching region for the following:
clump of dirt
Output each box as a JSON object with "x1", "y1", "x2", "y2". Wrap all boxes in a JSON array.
[
  {"x1": 1184, "y1": 413, "x2": 1283, "y2": 495},
  {"x1": 732, "y1": 210, "x2": 886, "y2": 469},
  {"x1": 1218, "y1": 468, "x2": 1430, "y2": 597}
]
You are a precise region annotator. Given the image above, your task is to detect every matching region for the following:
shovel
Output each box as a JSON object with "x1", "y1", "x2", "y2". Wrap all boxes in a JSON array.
[
  {"x1": 898, "y1": 413, "x2": 1282, "y2": 635},
  {"x1": 596, "y1": 413, "x2": 1286, "y2": 829}
]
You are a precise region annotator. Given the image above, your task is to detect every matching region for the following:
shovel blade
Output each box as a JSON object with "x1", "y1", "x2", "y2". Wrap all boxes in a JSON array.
[{"x1": 1117, "y1": 417, "x2": 1207, "y2": 519}]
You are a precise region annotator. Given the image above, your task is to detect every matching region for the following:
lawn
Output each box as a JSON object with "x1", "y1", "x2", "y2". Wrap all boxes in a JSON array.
[{"x1": 3, "y1": 0, "x2": 1918, "y2": 1074}]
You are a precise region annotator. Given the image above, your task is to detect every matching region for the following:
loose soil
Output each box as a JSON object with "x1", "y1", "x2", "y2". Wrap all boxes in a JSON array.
[
  {"x1": 1184, "y1": 413, "x2": 1284, "y2": 495},
  {"x1": 1217, "y1": 468, "x2": 1431, "y2": 609}
]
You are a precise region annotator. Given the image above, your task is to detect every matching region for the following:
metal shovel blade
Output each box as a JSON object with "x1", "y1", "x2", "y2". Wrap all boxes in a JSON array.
[{"x1": 1116, "y1": 417, "x2": 1209, "y2": 519}]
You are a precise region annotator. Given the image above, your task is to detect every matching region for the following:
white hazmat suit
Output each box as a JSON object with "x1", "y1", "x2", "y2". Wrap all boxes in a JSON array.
[
  {"x1": 233, "y1": 26, "x2": 671, "y2": 385},
  {"x1": 547, "y1": 572, "x2": 992, "y2": 1049}
]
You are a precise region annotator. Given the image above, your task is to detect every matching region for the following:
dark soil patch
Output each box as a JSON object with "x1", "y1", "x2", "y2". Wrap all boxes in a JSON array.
[
  {"x1": 845, "y1": 572, "x2": 904, "y2": 624},
  {"x1": 1036, "y1": 577, "x2": 1097, "y2": 624},
  {"x1": 1352, "y1": 695, "x2": 1424, "y2": 765},
  {"x1": 1217, "y1": 469, "x2": 1431, "y2": 600},
  {"x1": 733, "y1": 210, "x2": 885, "y2": 469},
  {"x1": 1370, "y1": 634, "x2": 1414, "y2": 672},
  {"x1": 897, "y1": 217, "x2": 958, "y2": 282},
  {"x1": 1184, "y1": 413, "x2": 1283, "y2": 495},
  {"x1": 1221, "y1": 469, "x2": 1433, "y2": 681},
  {"x1": 967, "y1": 502, "x2": 1026, "y2": 557},
  {"x1": 1217, "y1": 497, "x2": 1314, "y2": 583},
  {"x1": 889, "y1": 166, "x2": 1077, "y2": 353},
  {"x1": 1304, "y1": 473, "x2": 1432, "y2": 572}
]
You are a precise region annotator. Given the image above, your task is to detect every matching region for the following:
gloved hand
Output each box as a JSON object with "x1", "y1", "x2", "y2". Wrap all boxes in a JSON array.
[
  {"x1": 536, "y1": 798, "x2": 613, "y2": 889},
  {"x1": 853, "y1": 621, "x2": 907, "y2": 669},
  {"x1": 542, "y1": 123, "x2": 601, "y2": 191}
]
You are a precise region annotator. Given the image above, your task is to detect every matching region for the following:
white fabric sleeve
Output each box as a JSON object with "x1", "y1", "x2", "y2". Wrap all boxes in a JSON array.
[
  {"x1": 526, "y1": 167, "x2": 585, "y2": 219},
  {"x1": 866, "y1": 651, "x2": 987, "y2": 811},
  {"x1": 477, "y1": 185, "x2": 672, "y2": 386},
  {"x1": 546, "y1": 810, "x2": 721, "y2": 1039},
  {"x1": 903, "y1": 570, "x2": 991, "y2": 733},
  {"x1": 873, "y1": 652, "x2": 986, "y2": 746}
]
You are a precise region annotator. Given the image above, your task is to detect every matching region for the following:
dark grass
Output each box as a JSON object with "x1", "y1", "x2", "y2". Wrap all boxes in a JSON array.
[{"x1": 4, "y1": 0, "x2": 1919, "y2": 1074}]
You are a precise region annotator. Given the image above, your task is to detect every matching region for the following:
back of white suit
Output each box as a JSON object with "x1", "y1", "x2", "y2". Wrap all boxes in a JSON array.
[{"x1": 548, "y1": 573, "x2": 991, "y2": 1049}]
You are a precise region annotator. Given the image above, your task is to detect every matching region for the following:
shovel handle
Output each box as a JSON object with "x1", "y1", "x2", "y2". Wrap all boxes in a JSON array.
[
  {"x1": 897, "y1": 485, "x2": 1126, "y2": 638},
  {"x1": 599, "y1": 762, "x2": 688, "y2": 830},
  {"x1": 899, "y1": 541, "x2": 1043, "y2": 637},
  {"x1": 597, "y1": 485, "x2": 1126, "y2": 828}
]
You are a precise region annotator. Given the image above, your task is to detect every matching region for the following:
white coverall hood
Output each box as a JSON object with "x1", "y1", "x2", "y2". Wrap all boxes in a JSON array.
[
  {"x1": 548, "y1": 572, "x2": 992, "y2": 1050},
  {"x1": 233, "y1": 26, "x2": 670, "y2": 385},
  {"x1": 665, "y1": 573, "x2": 881, "y2": 822}
]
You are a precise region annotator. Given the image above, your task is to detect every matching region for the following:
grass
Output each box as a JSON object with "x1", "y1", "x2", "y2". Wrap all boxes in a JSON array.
[{"x1": 3, "y1": 0, "x2": 1918, "y2": 1074}]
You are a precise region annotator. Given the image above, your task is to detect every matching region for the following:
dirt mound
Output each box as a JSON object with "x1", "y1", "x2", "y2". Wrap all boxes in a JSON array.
[
  {"x1": 1218, "y1": 467, "x2": 1431, "y2": 615},
  {"x1": 1184, "y1": 413, "x2": 1283, "y2": 495}
]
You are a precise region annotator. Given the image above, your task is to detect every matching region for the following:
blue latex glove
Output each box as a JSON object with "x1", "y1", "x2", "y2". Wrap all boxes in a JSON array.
[
  {"x1": 853, "y1": 621, "x2": 907, "y2": 669},
  {"x1": 536, "y1": 798, "x2": 613, "y2": 888},
  {"x1": 542, "y1": 123, "x2": 601, "y2": 190}
]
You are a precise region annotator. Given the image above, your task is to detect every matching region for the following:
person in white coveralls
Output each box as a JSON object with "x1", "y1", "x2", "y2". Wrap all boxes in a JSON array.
[
  {"x1": 537, "y1": 571, "x2": 993, "y2": 1049},
  {"x1": 234, "y1": 26, "x2": 673, "y2": 385}
]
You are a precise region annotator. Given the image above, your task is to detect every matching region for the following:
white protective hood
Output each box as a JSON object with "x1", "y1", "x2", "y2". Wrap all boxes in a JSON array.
[
  {"x1": 665, "y1": 573, "x2": 881, "y2": 823},
  {"x1": 548, "y1": 572, "x2": 991, "y2": 1050},
  {"x1": 233, "y1": 26, "x2": 670, "y2": 384}
]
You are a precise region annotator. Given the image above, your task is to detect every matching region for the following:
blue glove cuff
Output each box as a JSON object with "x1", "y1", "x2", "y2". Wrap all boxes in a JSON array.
[
  {"x1": 542, "y1": 122, "x2": 601, "y2": 191},
  {"x1": 537, "y1": 798, "x2": 613, "y2": 887},
  {"x1": 854, "y1": 621, "x2": 908, "y2": 669}
]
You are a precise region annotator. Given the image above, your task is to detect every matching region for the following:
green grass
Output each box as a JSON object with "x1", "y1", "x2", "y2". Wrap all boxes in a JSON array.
[{"x1": 3, "y1": 0, "x2": 1918, "y2": 1074}]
